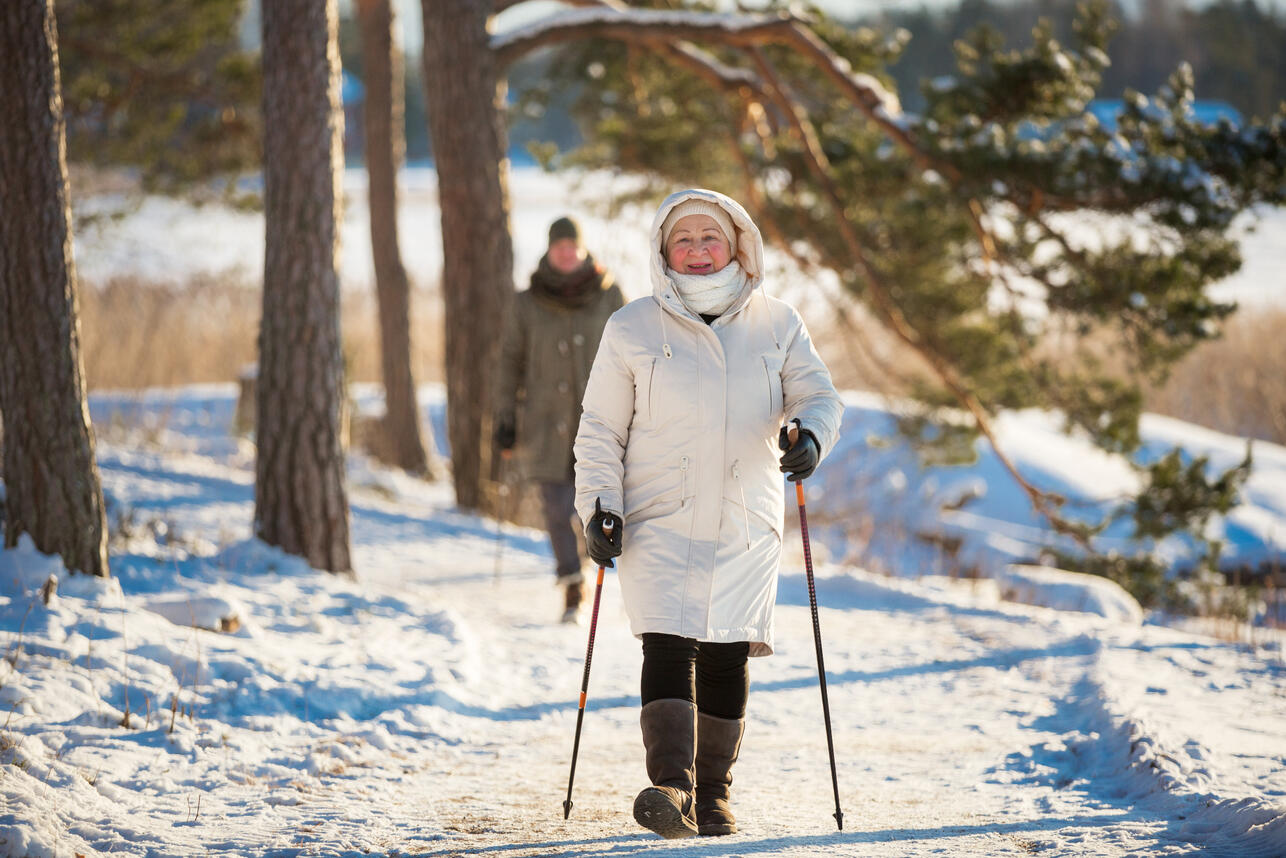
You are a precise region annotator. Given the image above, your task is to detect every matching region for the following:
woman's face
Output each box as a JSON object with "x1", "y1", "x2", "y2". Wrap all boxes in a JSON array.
[{"x1": 665, "y1": 214, "x2": 731, "y2": 275}]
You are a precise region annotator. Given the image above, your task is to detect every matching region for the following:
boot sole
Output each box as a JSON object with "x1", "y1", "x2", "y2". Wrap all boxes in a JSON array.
[
  {"x1": 633, "y1": 789, "x2": 698, "y2": 839},
  {"x1": 698, "y1": 822, "x2": 737, "y2": 836}
]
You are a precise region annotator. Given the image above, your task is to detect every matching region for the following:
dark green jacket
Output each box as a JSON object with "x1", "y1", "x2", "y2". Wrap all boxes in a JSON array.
[{"x1": 495, "y1": 267, "x2": 625, "y2": 483}]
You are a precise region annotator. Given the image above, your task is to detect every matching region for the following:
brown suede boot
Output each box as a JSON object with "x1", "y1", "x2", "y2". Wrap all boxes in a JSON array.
[
  {"x1": 695, "y1": 712, "x2": 745, "y2": 835},
  {"x1": 560, "y1": 579, "x2": 584, "y2": 624},
  {"x1": 633, "y1": 699, "x2": 699, "y2": 839}
]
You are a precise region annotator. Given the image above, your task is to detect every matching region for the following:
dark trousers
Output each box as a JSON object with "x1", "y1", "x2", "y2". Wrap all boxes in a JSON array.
[
  {"x1": 640, "y1": 633, "x2": 751, "y2": 720},
  {"x1": 539, "y1": 481, "x2": 584, "y2": 580}
]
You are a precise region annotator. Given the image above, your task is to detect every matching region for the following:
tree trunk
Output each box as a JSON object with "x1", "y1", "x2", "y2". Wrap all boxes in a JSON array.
[
  {"x1": 421, "y1": 0, "x2": 514, "y2": 511},
  {"x1": 0, "y1": 0, "x2": 109, "y2": 577},
  {"x1": 358, "y1": 0, "x2": 433, "y2": 478},
  {"x1": 257, "y1": 0, "x2": 352, "y2": 573}
]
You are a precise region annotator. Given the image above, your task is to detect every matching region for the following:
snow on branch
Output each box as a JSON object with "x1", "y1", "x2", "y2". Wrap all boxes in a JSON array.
[
  {"x1": 666, "y1": 42, "x2": 762, "y2": 91},
  {"x1": 492, "y1": 6, "x2": 904, "y2": 135},
  {"x1": 492, "y1": 8, "x2": 789, "y2": 58}
]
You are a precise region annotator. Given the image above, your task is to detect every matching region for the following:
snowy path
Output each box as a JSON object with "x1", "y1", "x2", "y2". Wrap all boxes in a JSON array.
[
  {"x1": 383, "y1": 521, "x2": 1285, "y2": 858},
  {"x1": 3, "y1": 433, "x2": 1286, "y2": 856}
]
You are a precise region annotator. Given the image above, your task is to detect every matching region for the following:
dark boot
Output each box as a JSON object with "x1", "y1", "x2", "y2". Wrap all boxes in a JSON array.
[
  {"x1": 695, "y1": 712, "x2": 744, "y2": 835},
  {"x1": 633, "y1": 699, "x2": 699, "y2": 839},
  {"x1": 560, "y1": 578, "x2": 584, "y2": 624}
]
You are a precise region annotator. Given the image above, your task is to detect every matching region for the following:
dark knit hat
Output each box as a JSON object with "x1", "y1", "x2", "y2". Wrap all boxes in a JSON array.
[{"x1": 548, "y1": 216, "x2": 581, "y2": 246}]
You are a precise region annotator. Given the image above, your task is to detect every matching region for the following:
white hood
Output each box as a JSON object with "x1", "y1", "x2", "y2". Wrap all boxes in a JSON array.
[{"x1": 649, "y1": 188, "x2": 766, "y2": 300}]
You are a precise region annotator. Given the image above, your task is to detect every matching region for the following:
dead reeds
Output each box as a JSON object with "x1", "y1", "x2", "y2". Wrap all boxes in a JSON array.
[{"x1": 78, "y1": 273, "x2": 445, "y2": 391}]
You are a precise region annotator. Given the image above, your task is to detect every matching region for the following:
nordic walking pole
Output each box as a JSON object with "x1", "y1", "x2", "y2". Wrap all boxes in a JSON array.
[
  {"x1": 493, "y1": 449, "x2": 513, "y2": 584},
  {"x1": 563, "y1": 507, "x2": 613, "y2": 820},
  {"x1": 789, "y1": 427, "x2": 844, "y2": 831}
]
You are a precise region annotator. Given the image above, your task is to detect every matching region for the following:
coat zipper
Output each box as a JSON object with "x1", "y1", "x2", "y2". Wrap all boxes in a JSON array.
[
  {"x1": 680, "y1": 455, "x2": 689, "y2": 503},
  {"x1": 731, "y1": 460, "x2": 752, "y2": 550}
]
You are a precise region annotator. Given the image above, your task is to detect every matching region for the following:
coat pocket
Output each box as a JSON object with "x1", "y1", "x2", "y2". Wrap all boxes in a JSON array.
[
  {"x1": 746, "y1": 504, "x2": 783, "y2": 539},
  {"x1": 631, "y1": 357, "x2": 656, "y2": 425},
  {"x1": 625, "y1": 495, "x2": 683, "y2": 526},
  {"x1": 763, "y1": 355, "x2": 785, "y2": 419},
  {"x1": 624, "y1": 456, "x2": 689, "y2": 525}
]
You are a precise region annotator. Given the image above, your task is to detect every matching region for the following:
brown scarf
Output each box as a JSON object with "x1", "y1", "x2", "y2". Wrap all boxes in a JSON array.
[{"x1": 530, "y1": 252, "x2": 611, "y2": 308}]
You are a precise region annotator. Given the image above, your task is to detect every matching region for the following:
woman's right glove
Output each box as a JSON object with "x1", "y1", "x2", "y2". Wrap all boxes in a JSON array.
[
  {"x1": 778, "y1": 418, "x2": 820, "y2": 482},
  {"x1": 585, "y1": 498, "x2": 623, "y2": 568}
]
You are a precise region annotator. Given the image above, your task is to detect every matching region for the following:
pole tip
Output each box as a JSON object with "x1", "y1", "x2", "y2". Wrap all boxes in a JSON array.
[
  {"x1": 563, "y1": 799, "x2": 573, "y2": 820},
  {"x1": 834, "y1": 810, "x2": 844, "y2": 830}
]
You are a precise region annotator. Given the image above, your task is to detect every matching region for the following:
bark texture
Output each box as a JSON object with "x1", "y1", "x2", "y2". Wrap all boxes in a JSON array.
[
  {"x1": 358, "y1": 0, "x2": 433, "y2": 477},
  {"x1": 421, "y1": 0, "x2": 514, "y2": 510},
  {"x1": 257, "y1": 0, "x2": 352, "y2": 573},
  {"x1": 0, "y1": 0, "x2": 109, "y2": 577}
]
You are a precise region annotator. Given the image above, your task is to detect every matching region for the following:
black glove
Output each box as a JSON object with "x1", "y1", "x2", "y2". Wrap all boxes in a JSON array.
[
  {"x1": 494, "y1": 414, "x2": 516, "y2": 451},
  {"x1": 778, "y1": 418, "x2": 820, "y2": 482},
  {"x1": 585, "y1": 498, "x2": 623, "y2": 568}
]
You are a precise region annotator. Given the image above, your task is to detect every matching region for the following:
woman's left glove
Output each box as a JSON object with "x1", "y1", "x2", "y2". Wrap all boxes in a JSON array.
[
  {"x1": 778, "y1": 418, "x2": 820, "y2": 482},
  {"x1": 586, "y1": 498, "x2": 624, "y2": 567}
]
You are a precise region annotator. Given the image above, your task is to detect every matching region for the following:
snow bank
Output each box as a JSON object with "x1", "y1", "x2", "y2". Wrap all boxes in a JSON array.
[
  {"x1": 996, "y1": 563, "x2": 1143, "y2": 624},
  {"x1": 811, "y1": 391, "x2": 1286, "y2": 598},
  {"x1": 1018, "y1": 666, "x2": 1286, "y2": 856},
  {"x1": 0, "y1": 524, "x2": 480, "y2": 857},
  {"x1": 0, "y1": 534, "x2": 66, "y2": 599},
  {"x1": 143, "y1": 594, "x2": 246, "y2": 633}
]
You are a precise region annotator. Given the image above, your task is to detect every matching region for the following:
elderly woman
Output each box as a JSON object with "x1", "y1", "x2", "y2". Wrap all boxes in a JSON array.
[{"x1": 573, "y1": 189, "x2": 843, "y2": 838}]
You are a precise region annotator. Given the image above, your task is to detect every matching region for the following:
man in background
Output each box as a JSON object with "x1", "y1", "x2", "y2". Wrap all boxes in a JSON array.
[{"x1": 494, "y1": 217, "x2": 625, "y2": 622}]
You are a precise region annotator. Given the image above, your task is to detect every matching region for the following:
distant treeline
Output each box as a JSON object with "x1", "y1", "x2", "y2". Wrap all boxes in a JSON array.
[
  {"x1": 338, "y1": 0, "x2": 1285, "y2": 163},
  {"x1": 864, "y1": 0, "x2": 1286, "y2": 117}
]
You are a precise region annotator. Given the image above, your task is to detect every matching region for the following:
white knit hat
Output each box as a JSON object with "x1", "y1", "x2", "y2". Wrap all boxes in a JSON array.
[{"x1": 660, "y1": 199, "x2": 737, "y2": 256}]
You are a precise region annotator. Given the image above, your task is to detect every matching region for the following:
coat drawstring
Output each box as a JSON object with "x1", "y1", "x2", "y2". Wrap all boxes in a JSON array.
[
  {"x1": 658, "y1": 299, "x2": 673, "y2": 359},
  {"x1": 731, "y1": 460, "x2": 752, "y2": 551}
]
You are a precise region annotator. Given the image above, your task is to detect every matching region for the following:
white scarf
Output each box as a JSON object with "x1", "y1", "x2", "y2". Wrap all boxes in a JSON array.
[{"x1": 667, "y1": 261, "x2": 749, "y2": 317}]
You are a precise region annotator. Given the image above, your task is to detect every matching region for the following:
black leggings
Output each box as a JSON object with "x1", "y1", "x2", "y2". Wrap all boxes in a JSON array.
[{"x1": 640, "y1": 633, "x2": 750, "y2": 720}]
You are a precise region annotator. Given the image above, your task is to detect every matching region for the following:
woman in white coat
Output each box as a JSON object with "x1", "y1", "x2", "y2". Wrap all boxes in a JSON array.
[{"x1": 573, "y1": 189, "x2": 843, "y2": 839}]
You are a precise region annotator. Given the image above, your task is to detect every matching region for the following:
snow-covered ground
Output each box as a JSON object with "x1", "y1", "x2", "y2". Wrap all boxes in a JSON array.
[
  {"x1": 811, "y1": 392, "x2": 1286, "y2": 607},
  {"x1": 2, "y1": 387, "x2": 1285, "y2": 857},
  {"x1": 71, "y1": 166, "x2": 1286, "y2": 313},
  {"x1": 71, "y1": 168, "x2": 662, "y2": 303}
]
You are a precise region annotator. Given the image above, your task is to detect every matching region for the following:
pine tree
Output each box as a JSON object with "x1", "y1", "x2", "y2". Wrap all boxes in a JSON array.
[
  {"x1": 0, "y1": 0, "x2": 110, "y2": 577},
  {"x1": 421, "y1": 0, "x2": 514, "y2": 511},
  {"x1": 357, "y1": 0, "x2": 434, "y2": 478},
  {"x1": 55, "y1": 0, "x2": 259, "y2": 201},
  {"x1": 499, "y1": 0, "x2": 1285, "y2": 593},
  {"x1": 256, "y1": 0, "x2": 352, "y2": 573}
]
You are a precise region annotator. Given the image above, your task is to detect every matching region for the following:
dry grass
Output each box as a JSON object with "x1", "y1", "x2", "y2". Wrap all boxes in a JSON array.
[
  {"x1": 810, "y1": 301, "x2": 1286, "y2": 448},
  {"x1": 78, "y1": 274, "x2": 1284, "y2": 451},
  {"x1": 78, "y1": 274, "x2": 445, "y2": 391},
  {"x1": 807, "y1": 301, "x2": 937, "y2": 396},
  {"x1": 1146, "y1": 308, "x2": 1286, "y2": 445}
]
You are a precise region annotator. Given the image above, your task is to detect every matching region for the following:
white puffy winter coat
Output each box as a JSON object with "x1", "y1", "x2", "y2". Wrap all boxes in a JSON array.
[{"x1": 573, "y1": 189, "x2": 843, "y2": 656}]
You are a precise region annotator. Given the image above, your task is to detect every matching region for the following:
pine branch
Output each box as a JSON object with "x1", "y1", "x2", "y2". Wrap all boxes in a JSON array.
[{"x1": 744, "y1": 44, "x2": 1090, "y2": 547}]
